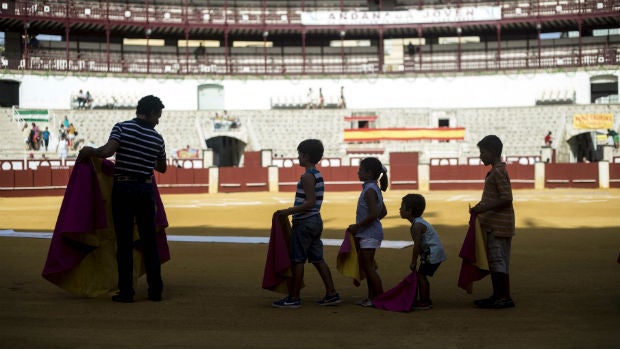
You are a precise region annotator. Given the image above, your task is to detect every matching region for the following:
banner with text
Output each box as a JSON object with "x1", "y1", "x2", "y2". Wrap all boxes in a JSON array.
[
  {"x1": 301, "y1": 7, "x2": 501, "y2": 26},
  {"x1": 572, "y1": 113, "x2": 613, "y2": 129}
]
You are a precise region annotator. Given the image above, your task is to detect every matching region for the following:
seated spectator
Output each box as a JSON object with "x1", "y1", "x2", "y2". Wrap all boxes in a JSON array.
[
  {"x1": 86, "y1": 91, "x2": 94, "y2": 109},
  {"x1": 77, "y1": 90, "x2": 86, "y2": 109}
]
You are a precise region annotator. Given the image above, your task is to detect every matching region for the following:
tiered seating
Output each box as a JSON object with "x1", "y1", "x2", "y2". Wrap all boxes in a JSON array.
[{"x1": 2, "y1": 105, "x2": 618, "y2": 164}]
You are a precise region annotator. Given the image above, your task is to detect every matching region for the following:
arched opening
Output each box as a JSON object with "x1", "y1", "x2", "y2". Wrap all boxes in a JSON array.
[{"x1": 205, "y1": 136, "x2": 246, "y2": 167}]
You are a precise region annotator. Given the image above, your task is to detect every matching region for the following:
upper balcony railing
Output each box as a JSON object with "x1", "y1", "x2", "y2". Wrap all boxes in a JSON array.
[
  {"x1": 1, "y1": 0, "x2": 618, "y2": 28},
  {"x1": 3, "y1": 35, "x2": 618, "y2": 76}
]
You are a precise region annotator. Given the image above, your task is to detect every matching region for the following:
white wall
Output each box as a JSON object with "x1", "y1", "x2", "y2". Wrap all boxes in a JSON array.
[{"x1": 3, "y1": 69, "x2": 617, "y2": 110}]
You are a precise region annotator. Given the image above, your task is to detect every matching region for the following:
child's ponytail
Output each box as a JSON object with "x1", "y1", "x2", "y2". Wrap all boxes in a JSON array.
[{"x1": 379, "y1": 165, "x2": 389, "y2": 192}]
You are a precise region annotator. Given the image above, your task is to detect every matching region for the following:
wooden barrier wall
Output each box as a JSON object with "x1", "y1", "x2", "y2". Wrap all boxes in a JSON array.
[
  {"x1": 1, "y1": 154, "x2": 617, "y2": 197},
  {"x1": 545, "y1": 163, "x2": 599, "y2": 188},
  {"x1": 611, "y1": 163, "x2": 620, "y2": 188}
]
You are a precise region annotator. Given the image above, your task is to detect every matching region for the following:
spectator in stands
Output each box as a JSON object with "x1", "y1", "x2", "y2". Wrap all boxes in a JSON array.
[
  {"x1": 42, "y1": 126, "x2": 50, "y2": 152},
  {"x1": 22, "y1": 123, "x2": 31, "y2": 150},
  {"x1": 67, "y1": 123, "x2": 76, "y2": 146},
  {"x1": 56, "y1": 134, "x2": 68, "y2": 162},
  {"x1": 306, "y1": 88, "x2": 314, "y2": 109},
  {"x1": 407, "y1": 41, "x2": 416, "y2": 55},
  {"x1": 63, "y1": 115, "x2": 70, "y2": 128},
  {"x1": 544, "y1": 131, "x2": 552, "y2": 146},
  {"x1": 338, "y1": 86, "x2": 347, "y2": 109},
  {"x1": 607, "y1": 129, "x2": 619, "y2": 149},
  {"x1": 194, "y1": 43, "x2": 206, "y2": 60},
  {"x1": 58, "y1": 124, "x2": 67, "y2": 141},
  {"x1": 76, "y1": 95, "x2": 167, "y2": 303},
  {"x1": 31, "y1": 122, "x2": 40, "y2": 150},
  {"x1": 77, "y1": 90, "x2": 86, "y2": 109},
  {"x1": 86, "y1": 91, "x2": 94, "y2": 109}
]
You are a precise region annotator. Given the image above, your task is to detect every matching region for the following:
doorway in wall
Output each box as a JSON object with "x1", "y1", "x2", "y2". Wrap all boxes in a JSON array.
[
  {"x1": 198, "y1": 84, "x2": 225, "y2": 110},
  {"x1": 0, "y1": 80, "x2": 20, "y2": 107}
]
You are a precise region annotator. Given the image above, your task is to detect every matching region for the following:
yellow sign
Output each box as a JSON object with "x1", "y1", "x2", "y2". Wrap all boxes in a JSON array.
[{"x1": 573, "y1": 113, "x2": 613, "y2": 129}]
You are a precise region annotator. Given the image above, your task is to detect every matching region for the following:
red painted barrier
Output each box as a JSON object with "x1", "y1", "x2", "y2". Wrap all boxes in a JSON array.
[
  {"x1": 610, "y1": 163, "x2": 620, "y2": 188},
  {"x1": 545, "y1": 163, "x2": 598, "y2": 188},
  {"x1": 390, "y1": 152, "x2": 419, "y2": 190},
  {"x1": 219, "y1": 166, "x2": 269, "y2": 193},
  {"x1": 430, "y1": 165, "x2": 487, "y2": 190}
]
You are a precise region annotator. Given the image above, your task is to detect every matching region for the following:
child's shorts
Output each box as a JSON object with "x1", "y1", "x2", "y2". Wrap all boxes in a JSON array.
[
  {"x1": 291, "y1": 214, "x2": 324, "y2": 264},
  {"x1": 419, "y1": 262, "x2": 441, "y2": 277},
  {"x1": 358, "y1": 237, "x2": 382, "y2": 249},
  {"x1": 486, "y1": 231, "x2": 512, "y2": 273}
]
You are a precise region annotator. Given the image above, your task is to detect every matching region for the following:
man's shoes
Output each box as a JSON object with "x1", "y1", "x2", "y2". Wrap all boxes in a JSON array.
[
  {"x1": 316, "y1": 293, "x2": 342, "y2": 306},
  {"x1": 272, "y1": 296, "x2": 301, "y2": 309},
  {"x1": 112, "y1": 293, "x2": 134, "y2": 303},
  {"x1": 477, "y1": 297, "x2": 515, "y2": 309},
  {"x1": 148, "y1": 293, "x2": 162, "y2": 302}
]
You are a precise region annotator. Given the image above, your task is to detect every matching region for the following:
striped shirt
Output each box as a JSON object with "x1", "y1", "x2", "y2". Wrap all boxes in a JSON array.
[
  {"x1": 478, "y1": 162, "x2": 515, "y2": 237},
  {"x1": 292, "y1": 168, "x2": 323, "y2": 220},
  {"x1": 109, "y1": 118, "x2": 166, "y2": 178}
]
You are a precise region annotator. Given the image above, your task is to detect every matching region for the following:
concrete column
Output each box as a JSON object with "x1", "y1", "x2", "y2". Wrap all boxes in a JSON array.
[
  {"x1": 540, "y1": 146, "x2": 553, "y2": 163},
  {"x1": 598, "y1": 161, "x2": 609, "y2": 189},
  {"x1": 534, "y1": 162, "x2": 545, "y2": 190},
  {"x1": 261, "y1": 149, "x2": 272, "y2": 167},
  {"x1": 208, "y1": 166, "x2": 219, "y2": 194},
  {"x1": 202, "y1": 149, "x2": 213, "y2": 168},
  {"x1": 602, "y1": 145, "x2": 614, "y2": 162},
  {"x1": 418, "y1": 164, "x2": 430, "y2": 191},
  {"x1": 268, "y1": 166, "x2": 279, "y2": 192}
]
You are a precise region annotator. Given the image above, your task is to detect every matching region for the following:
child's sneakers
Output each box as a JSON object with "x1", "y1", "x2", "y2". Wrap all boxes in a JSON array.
[
  {"x1": 316, "y1": 293, "x2": 342, "y2": 306},
  {"x1": 475, "y1": 296, "x2": 515, "y2": 309},
  {"x1": 412, "y1": 300, "x2": 433, "y2": 310},
  {"x1": 272, "y1": 296, "x2": 301, "y2": 309},
  {"x1": 355, "y1": 298, "x2": 374, "y2": 307}
]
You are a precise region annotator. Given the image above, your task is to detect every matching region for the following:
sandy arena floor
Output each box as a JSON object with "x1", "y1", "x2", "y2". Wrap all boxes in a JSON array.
[{"x1": 0, "y1": 189, "x2": 619, "y2": 349}]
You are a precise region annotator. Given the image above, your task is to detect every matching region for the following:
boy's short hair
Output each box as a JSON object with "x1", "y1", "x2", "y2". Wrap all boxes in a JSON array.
[
  {"x1": 136, "y1": 95, "x2": 165, "y2": 116},
  {"x1": 477, "y1": 135, "x2": 503, "y2": 156},
  {"x1": 402, "y1": 194, "x2": 426, "y2": 218},
  {"x1": 297, "y1": 139, "x2": 324, "y2": 164}
]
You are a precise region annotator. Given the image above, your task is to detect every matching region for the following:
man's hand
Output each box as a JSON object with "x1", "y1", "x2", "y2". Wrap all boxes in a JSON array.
[{"x1": 76, "y1": 146, "x2": 94, "y2": 163}]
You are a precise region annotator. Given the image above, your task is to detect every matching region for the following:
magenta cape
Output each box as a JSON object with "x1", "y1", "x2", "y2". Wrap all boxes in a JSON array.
[
  {"x1": 372, "y1": 271, "x2": 418, "y2": 312},
  {"x1": 262, "y1": 213, "x2": 294, "y2": 294},
  {"x1": 458, "y1": 213, "x2": 489, "y2": 293},
  {"x1": 41, "y1": 158, "x2": 170, "y2": 297}
]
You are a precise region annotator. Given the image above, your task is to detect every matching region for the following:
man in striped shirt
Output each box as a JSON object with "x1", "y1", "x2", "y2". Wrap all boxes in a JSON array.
[
  {"x1": 470, "y1": 135, "x2": 516, "y2": 309},
  {"x1": 77, "y1": 95, "x2": 167, "y2": 303}
]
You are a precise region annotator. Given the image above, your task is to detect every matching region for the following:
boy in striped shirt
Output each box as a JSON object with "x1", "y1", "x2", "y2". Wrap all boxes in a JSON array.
[
  {"x1": 470, "y1": 135, "x2": 516, "y2": 309},
  {"x1": 272, "y1": 139, "x2": 340, "y2": 308}
]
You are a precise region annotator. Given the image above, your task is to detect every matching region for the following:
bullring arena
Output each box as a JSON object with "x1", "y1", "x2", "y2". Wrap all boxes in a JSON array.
[
  {"x1": 0, "y1": 189, "x2": 619, "y2": 348},
  {"x1": 1, "y1": 0, "x2": 620, "y2": 348}
]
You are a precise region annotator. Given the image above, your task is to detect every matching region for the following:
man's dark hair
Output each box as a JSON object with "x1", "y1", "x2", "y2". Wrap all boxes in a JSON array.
[
  {"x1": 297, "y1": 139, "x2": 324, "y2": 164},
  {"x1": 477, "y1": 135, "x2": 503, "y2": 157},
  {"x1": 136, "y1": 95, "x2": 165, "y2": 116}
]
